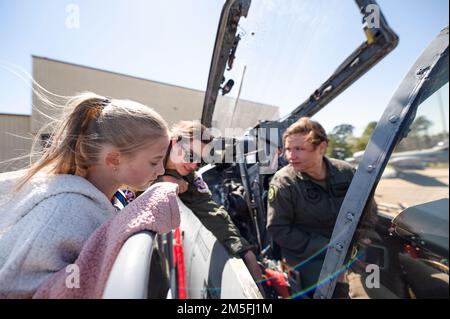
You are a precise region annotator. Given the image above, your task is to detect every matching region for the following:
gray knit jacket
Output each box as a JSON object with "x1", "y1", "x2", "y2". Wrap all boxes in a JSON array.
[{"x1": 0, "y1": 171, "x2": 116, "y2": 298}]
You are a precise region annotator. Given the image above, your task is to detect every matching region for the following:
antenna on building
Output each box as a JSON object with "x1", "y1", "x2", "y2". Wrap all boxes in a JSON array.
[{"x1": 230, "y1": 65, "x2": 247, "y2": 127}]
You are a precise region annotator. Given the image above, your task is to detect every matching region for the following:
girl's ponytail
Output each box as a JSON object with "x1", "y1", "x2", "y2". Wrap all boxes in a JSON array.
[
  {"x1": 16, "y1": 93, "x2": 108, "y2": 190},
  {"x1": 57, "y1": 96, "x2": 108, "y2": 177}
]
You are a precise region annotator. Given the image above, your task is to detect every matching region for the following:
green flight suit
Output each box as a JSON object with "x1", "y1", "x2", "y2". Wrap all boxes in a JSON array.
[
  {"x1": 164, "y1": 169, "x2": 252, "y2": 256},
  {"x1": 267, "y1": 157, "x2": 374, "y2": 289}
]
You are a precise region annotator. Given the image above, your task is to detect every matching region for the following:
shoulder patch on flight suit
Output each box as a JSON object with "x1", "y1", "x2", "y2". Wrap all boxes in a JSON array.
[
  {"x1": 193, "y1": 176, "x2": 210, "y2": 194},
  {"x1": 268, "y1": 184, "x2": 278, "y2": 203}
]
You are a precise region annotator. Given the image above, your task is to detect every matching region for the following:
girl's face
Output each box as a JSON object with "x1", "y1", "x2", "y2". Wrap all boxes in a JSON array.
[{"x1": 116, "y1": 136, "x2": 169, "y2": 190}]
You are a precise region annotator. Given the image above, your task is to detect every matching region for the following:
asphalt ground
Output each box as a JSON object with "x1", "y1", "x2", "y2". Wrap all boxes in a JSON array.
[{"x1": 375, "y1": 167, "x2": 449, "y2": 217}]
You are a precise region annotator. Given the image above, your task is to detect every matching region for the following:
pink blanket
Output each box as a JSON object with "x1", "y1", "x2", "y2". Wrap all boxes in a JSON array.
[{"x1": 33, "y1": 182, "x2": 179, "y2": 299}]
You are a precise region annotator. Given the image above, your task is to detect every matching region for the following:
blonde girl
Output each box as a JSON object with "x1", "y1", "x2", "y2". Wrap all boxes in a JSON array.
[{"x1": 0, "y1": 92, "x2": 169, "y2": 298}]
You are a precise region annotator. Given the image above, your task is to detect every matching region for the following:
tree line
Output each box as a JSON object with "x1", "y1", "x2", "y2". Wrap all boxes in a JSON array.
[{"x1": 326, "y1": 116, "x2": 449, "y2": 160}]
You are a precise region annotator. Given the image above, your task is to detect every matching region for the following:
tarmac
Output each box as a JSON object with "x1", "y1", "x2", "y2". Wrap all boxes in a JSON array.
[{"x1": 375, "y1": 167, "x2": 449, "y2": 217}]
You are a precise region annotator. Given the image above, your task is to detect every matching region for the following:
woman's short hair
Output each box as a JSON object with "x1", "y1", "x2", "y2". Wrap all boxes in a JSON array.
[
  {"x1": 171, "y1": 120, "x2": 213, "y2": 143},
  {"x1": 283, "y1": 117, "x2": 329, "y2": 146}
]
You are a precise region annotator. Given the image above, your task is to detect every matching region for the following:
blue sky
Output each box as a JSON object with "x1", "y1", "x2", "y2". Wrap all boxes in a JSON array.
[{"x1": 0, "y1": 0, "x2": 448, "y2": 136}]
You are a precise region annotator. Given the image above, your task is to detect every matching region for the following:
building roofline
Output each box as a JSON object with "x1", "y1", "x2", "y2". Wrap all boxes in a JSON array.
[
  {"x1": 32, "y1": 55, "x2": 208, "y2": 95},
  {"x1": 31, "y1": 55, "x2": 279, "y2": 109},
  {"x1": 0, "y1": 113, "x2": 31, "y2": 117}
]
